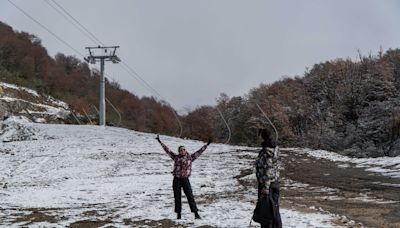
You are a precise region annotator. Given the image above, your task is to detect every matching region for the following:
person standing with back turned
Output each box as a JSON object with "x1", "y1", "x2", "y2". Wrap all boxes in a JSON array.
[
  {"x1": 254, "y1": 128, "x2": 282, "y2": 228},
  {"x1": 156, "y1": 135, "x2": 211, "y2": 220}
]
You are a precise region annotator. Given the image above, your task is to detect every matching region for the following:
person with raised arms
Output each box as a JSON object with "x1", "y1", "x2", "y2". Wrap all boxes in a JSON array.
[{"x1": 156, "y1": 135, "x2": 211, "y2": 220}]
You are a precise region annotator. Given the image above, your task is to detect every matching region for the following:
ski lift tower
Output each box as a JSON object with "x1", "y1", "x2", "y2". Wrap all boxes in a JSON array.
[{"x1": 85, "y1": 46, "x2": 120, "y2": 126}]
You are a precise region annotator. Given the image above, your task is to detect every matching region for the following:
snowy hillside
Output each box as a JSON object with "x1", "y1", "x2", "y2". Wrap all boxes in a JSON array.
[
  {"x1": 0, "y1": 82, "x2": 70, "y2": 123},
  {"x1": 0, "y1": 117, "x2": 348, "y2": 227}
]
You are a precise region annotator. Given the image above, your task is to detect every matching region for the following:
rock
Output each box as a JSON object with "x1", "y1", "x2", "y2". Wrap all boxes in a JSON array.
[
  {"x1": 0, "y1": 83, "x2": 70, "y2": 124},
  {"x1": 388, "y1": 139, "x2": 400, "y2": 157}
]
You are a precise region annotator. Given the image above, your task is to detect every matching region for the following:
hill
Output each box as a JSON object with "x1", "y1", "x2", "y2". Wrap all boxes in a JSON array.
[
  {"x1": 0, "y1": 21, "x2": 180, "y2": 135},
  {"x1": 1, "y1": 118, "x2": 399, "y2": 227},
  {"x1": 183, "y1": 51, "x2": 400, "y2": 158},
  {"x1": 0, "y1": 117, "x2": 382, "y2": 227},
  {"x1": 3, "y1": 20, "x2": 400, "y2": 157}
]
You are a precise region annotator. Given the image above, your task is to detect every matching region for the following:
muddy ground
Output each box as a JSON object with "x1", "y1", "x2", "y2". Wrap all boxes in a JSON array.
[{"x1": 280, "y1": 149, "x2": 400, "y2": 228}]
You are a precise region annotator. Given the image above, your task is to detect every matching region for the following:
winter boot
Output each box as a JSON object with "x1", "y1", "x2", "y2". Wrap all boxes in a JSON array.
[
  {"x1": 177, "y1": 212, "x2": 181, "y2": 219},
  {"x1": 194, "y1": 211, "x2": 201, "y2": 219}
]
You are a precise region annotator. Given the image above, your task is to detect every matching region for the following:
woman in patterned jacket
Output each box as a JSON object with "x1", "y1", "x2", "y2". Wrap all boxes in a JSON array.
[
  {"x1": 156, "y1": 135, "x2": 211, "y2": 220},
  {"x1": 255, "y1": 128, "x2": 282, "y2": 228}
]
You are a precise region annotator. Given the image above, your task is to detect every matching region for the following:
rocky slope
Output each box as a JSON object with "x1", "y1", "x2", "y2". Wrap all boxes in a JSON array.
[{"x1": 0, "y1": 82, "x2": 70, "y2": 124}]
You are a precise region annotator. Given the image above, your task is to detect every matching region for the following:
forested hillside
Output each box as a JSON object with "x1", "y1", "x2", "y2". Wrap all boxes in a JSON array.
[
  {"x1": 183, "y1": 50, "x2": 400, "y2": 157},
  {"x1": 0, "y1": 21, "x2": 180, "y2": 135},
  {"x1": 2, "y1": 21, "x2": 400, "y2": 157}
]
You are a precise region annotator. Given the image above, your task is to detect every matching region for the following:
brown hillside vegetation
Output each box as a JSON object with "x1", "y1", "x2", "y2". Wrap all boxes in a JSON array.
[
  {"x1": 0, "y1": 21, "x2": 180, "y2": 135},
  {"x1": 183, "y1": 51, "x2": 400, "y2": 157},
  {"x1": 2, "y1": 21, "x2": 400, "y2": 157}
]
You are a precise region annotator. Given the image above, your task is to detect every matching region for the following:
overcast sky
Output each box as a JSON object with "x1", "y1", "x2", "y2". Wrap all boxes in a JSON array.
[{"x1": 1, "y1": 0, "x2": 400, "y2": 112}]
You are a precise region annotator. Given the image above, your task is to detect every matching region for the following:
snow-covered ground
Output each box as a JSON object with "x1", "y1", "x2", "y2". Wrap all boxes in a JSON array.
[{"x1": 0, "y1": 117, "x2": 344, "y2": 227}]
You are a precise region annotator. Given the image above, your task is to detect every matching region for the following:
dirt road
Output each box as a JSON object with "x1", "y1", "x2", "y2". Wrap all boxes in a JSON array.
[{"x1": 260, "y1": 149, "x2": 400, "y2": 228}]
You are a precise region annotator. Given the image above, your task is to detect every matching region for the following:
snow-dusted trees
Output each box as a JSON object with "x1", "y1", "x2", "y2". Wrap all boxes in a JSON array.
[{"x1": 183, "y1": 51, "x2": 400, "y2": 157}]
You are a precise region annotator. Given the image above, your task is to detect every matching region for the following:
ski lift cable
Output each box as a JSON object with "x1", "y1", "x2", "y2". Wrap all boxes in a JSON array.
[
  {"x1": 216, "y1": 107, "x2": 231, "y2": 144},
  {"x1": 44, "y1": 0, "x2": 183, "y2": 137},
  {"x1": 54, "y1": 0, "x2": 183, "y2": 136},
  {"x1": 90, "y1": 103, "x2": 99, "y2": 115},
  {"x1": 12, "y1": 0, "x2": 183, "y2": 137},
  {"x1": 119, "y1": 62, "x2": 183, "y2": 138},
  {"x1": 7, "y1": 0, "x2": 277, "y2": 144},
  {"x1": 42, "y1": 0, "x2": 117, "y2": 85},
  {"x1": 7, "y1": 0, "x2": 85, "y2": 58},
  {"x1": 90, "y1": 101, "x2": 121, "y2": 127},
  {"x1": 82, "y1": 108, "x2": 94, "y2": 125},
  {"x1": 49, "y1": 0, "x2": 104, "y2": 46},
  {"x1": 70, "y1": 111, "x2": 82, "y2": 125},
  {"x1": 44, "y1": 0, "x2": 173, "y2": 107},
  {"x1": 8, "y1": 0, "x2": 106, "y2": 89},
  {"x1": 43, "y1": 0, "x2": 101, "y2": 46},
  {"x1": 40, "y1": 0, "x2": 154, "y2": 98},
  {"x1": 6, "y1": 0, "x2": 100, "y2": 124},
  {"x1": 25, "y1": 0, "x2": 182, "y2": 136},
  {"x1": 172, "y1": 108, "x2": 183, "y2": 138},
  {"x1": 106, "y1": 97, "x2": 122, "y2": 126},
  {"x1": 9, "y1": 0, "x2": 117, "y2": 122},
  {"x1": 255, "y1": 103, "x2": 279, "y2": 143}
]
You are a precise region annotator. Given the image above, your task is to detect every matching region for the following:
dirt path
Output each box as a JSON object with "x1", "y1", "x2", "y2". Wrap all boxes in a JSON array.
[{"x1": 279, "y1": 149, "x2": 400, "y2": 228}]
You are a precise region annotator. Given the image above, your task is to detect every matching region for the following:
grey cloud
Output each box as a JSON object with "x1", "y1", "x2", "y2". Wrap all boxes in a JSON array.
[{"x1": 1, "y1": 0, "x2": 400, "y2": 110}]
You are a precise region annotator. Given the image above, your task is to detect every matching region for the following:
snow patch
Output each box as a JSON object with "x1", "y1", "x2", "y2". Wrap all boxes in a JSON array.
[
  {"x1": 0, "y1": 82, "x2": 39, "y2": 97},
  {"x1": 0, "y1": 116, "x2": 37, "y2": 142},
  {"x1": 1, "y1": 97, "x2": 70, "y2": 119},
  {"x1": 351, "y1": 193, "x2": 398, "y2": 204}
]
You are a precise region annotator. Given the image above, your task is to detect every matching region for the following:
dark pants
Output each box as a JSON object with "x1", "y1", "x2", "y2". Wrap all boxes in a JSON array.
[
  {"x1": 258, "y1": 181, "x2": 282, "y2": 228},
  {"x1": 173, "y1": 177, "x2": 198, "y2": 213}
]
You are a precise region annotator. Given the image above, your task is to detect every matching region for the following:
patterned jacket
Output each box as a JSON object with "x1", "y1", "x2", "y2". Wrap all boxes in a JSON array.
[
  {"x1": 159, "y1": 141, "x2": 208, "y2": 178},
  {"x1": 255, "y1": 146, "x2": 280, "y2": 190}
]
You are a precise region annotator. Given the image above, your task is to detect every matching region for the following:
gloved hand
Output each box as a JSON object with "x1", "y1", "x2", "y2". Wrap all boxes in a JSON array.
[
  {"x1": 260, "y1": 187, "x2": 269, "y2": 195},
  {"x1": 207, "y1": 138, "x2": 212, "y2": 146},
  {"x1": 156, "y1": 134, "x2": 161, "y2": 143}
]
